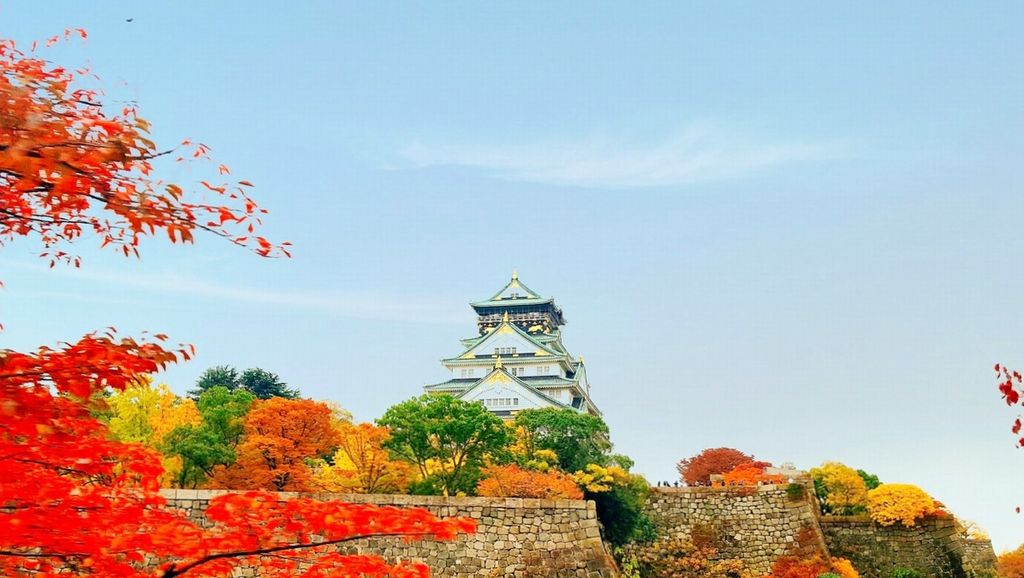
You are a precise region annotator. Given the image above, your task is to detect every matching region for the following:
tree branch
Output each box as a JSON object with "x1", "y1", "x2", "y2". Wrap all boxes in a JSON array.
[{"x1": 161, "y1": 530, "x2": 442, "y2": 577}]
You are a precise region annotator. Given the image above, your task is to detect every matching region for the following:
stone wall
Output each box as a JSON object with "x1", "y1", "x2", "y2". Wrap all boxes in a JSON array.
[
  {"x1": 820, "y1": 516, "x2": 974, "y2": 578},
  {"x1": 162, "y1": 489, "x2": 616, "y2": 578},
  {"x1": 643, "y1": 485, "x2": 828, "y2": 574},
  {"x1": 962, "y1": 539, "x2": 998, "y2": 576}
]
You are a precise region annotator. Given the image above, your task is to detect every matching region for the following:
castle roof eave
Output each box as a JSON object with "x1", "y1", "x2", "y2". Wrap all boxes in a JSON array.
[
  {"x1": 470, "y1": 297, "x2": 555, "y2": 309},
  {"x1": 449, "y1": 318, "x2": 564, "y2": 360}
]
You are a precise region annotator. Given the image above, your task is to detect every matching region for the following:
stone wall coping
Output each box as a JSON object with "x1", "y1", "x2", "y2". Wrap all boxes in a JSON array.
[
  {"x1": 160, "y1": 489, "x2": 594, "y2": 511},
  {"x1": 649, "y1": 484, "x2": 792, "y2": 495},
  {"x1": 819, "y1": 515, "x2": 956, "y2": 529},
  {"x1": 819, "y1": 515, "x2": 874, "y2": 524}
]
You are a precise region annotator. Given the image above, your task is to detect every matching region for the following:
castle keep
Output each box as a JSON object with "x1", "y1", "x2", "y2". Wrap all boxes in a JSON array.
[{"x1": 424, "y1": 273, "x2": 600, "y2": 418}]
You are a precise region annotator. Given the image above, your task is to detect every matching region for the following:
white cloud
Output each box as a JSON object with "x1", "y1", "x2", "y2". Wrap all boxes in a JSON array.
[
  {"x1": 5, "y1": 262, "x2": 467, "y2": 325},
  {"x1": 399, "y1": 122, "x2": 845, "y2": 188}
]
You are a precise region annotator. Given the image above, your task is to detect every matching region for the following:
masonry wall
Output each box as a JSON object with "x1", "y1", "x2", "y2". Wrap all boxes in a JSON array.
[
  {"x1": 163, "y1": 489, "x2": 617, "y2": 578},
  {"x1": 644, "y1": 488, "x2": 999, "y2": 578},
  {"x1": 820, "y1": 516, "x2": 980, "y2": 578},
  {"x1": 643, "y1": 485, "x2": 828, "y2": 574},
  {"x1": 962, "y1": 539, "x2": 998, "y2": 576}
]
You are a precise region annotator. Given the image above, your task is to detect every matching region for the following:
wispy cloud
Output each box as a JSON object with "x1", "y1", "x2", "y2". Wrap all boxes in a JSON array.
[
  {"x1": 399, "y1": 122, "x2": 845, "y2": 188},
  {"x1": 5, "y1": 262, "x2": 467, "y2": 325}
]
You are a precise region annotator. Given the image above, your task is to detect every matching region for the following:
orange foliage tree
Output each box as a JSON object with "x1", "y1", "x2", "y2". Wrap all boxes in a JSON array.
[
  {"x1": 314, "y1": 422, "x2": 411, "y2": 494},
  {"x1": 476, "y1": 464, "x2": 583, "y2": 499},
  {"x1": 677, "y1": 447, "x2": 754, "y2": 486},
  {"x1": 1000, "y1": 545, "x2": 1024, "y2": 578},
  {"x1": 718, "y1": 461, "x2": 783, "y2": 486},
  {"x1": 211, "y1": 398, "x2": 340, "y2": 492},
  {"x1": 0, "y1": 33, "x2": 472, "y2": 577}
]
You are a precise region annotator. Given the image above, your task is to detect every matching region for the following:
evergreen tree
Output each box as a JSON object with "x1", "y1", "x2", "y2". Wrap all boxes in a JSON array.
[
  {"x1": 240, "y1": 367, "x2": 299, "y2": 399},
  {"x1": 189, "y1": 365, "x2": 241, "y2": 398},
  {"x1": 189, "y1": 365, "x2": 300, "y2": 400}
]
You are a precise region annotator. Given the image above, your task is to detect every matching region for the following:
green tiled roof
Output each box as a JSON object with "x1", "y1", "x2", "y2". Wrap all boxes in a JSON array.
[
  {"x1": 470, "y1": 273, "x2": 553, "y2": 308},
  {"x1": 471, "y1": 297, "x2": 554, "y2": 308},
  {"x1": 517, "y1": 376, "x2": 578, "y2": 388},
  {"x1": 424, "y1": 378, "x2": 477, "y2": 391}
]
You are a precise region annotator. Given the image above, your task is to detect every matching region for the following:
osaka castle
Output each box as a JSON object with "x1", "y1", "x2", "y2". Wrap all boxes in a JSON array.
[{"x1": 424, "y1": 272, "x2": 600, "y2": 418}]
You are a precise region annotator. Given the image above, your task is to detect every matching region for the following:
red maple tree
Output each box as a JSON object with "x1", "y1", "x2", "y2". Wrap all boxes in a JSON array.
[
  {"x1": 676, "y1": 447, "x2": 755, "y2": 486},
  {"x1": 0, "y1": 32, "x2": 473, "y2": 577}
]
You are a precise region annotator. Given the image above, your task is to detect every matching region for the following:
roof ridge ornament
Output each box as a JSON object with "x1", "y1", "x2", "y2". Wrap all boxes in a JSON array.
[
  {"x1": 503, "y1": 311, "x2": 509, "y2": 322},
  {"x1": 494, "y1": 356, "x2": 504, "y2": 369},
  {"x1": 511, "y1": 269, "x2": 518, "y2": 281}
]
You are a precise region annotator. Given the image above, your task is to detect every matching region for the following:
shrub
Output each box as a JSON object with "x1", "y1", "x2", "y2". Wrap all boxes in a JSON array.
[
  {"x1": 770, "y1": 555, "x2": 831, "y2": 578},
  {"x1": 618, "y1": 535, "x2": 756, "y2": 578},
  {"x1": 787, "y1": 482, "x2": 807, "y2": 501},
  {"x1": 890, "y1": 568, "x2": 923, "y2": 578},
  {"x1": 831, "y1": 558, "x2": 860, "y2": 578},
  {"x1": 867, "y1": 484, "x2": 936, "y2": 527},
  {"x1": 476, "y1": 464, "x2": 583, "y2": 499}
]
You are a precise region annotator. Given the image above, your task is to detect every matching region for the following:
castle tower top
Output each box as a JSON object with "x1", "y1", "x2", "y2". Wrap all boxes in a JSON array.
[
  {"x1": 470, "y1": 273, "x2": 566, "y2": 335},
  {"x1": 424, "y1": 274, "x2": 599, "y2": 418}
]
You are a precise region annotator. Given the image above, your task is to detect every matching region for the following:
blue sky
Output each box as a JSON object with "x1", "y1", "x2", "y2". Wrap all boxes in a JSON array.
[{"x1": 3, "y1": 1, "x2": 1024, "y2": 550}]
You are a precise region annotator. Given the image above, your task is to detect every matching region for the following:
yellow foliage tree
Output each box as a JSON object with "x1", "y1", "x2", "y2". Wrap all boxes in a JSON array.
[
  {"x1": 866, "y1": 483, "x2": 936, "y2": 526},
  {"x1": 313, "y1": 422, "x2": 410, "y2": 494},
  {"x1": 105, "y1": 377, "x2": 200, "y2": 486},
  {"x1": 809, "y1": 461, "x2": 869, "y2": 515},
  {"x1": 571, "y1": 463, "x2": 631, "y2": 493}
]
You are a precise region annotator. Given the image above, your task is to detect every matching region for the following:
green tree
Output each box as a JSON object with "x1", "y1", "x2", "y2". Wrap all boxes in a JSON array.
[
  {"x1": 162, "y1": 386, "x2": 255, "y2": 487},
  {"x1": 514, "y1": 407, "x2": 612, "y2": 472},
  {"x1": 857, "y1": 469, "x2": 882, "y2": 490},
  {"x1": 240, "y1": 367, "x2": 299, "y2": 399},
  {"x1": 378, "y1": 394, "x2": 511, "y2": 496},
  {"x1": 189, "y1": 365, "x2": 241, "y2": 398},
  {"x1": 589, "y1": 473, "x2": 654, "y2": 546},
  {"x1": 162, "y1": 425, "x2": 236, "y2": 488}
]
